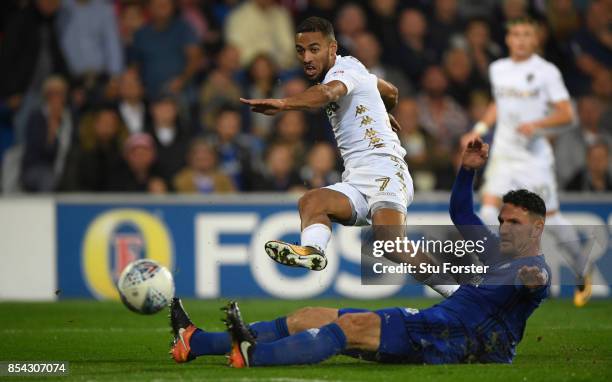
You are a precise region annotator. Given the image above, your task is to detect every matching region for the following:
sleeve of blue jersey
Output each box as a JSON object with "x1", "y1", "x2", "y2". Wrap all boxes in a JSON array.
[{"x1": 449, "y1": 167, "x2": 499, "y2": 255}]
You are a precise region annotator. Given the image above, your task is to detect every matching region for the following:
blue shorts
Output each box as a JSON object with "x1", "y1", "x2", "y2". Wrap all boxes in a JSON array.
[{"x1": 338, "y1": 306, "x2": 480, "y2": 364}]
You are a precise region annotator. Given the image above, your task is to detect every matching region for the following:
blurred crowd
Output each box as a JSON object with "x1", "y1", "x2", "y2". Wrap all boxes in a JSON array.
[{"x1": 0, "y1": 0, "x2": 610, "y2": 195}]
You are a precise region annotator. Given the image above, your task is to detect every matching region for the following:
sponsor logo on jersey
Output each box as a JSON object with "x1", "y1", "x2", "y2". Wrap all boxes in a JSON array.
[
  {"x1": 82, "y1": 209, "x2": 174, "y2": 300},
  {"x1": 325, "y1": 102, "x2": 340, "y2": 118},
  {"x1": 495, "y1": 87, "x2": 540, "y2": 99}
]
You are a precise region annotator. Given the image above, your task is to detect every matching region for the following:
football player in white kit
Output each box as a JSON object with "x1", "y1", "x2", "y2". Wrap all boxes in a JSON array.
[
  {"x1": 241, "y1": 17, "x2": 457, "y2": 297},
  {"x1": 462, "y1": 18, "x2": 591, "y2": 306}
]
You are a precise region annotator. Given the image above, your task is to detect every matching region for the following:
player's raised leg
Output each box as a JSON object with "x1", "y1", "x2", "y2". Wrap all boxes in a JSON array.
[
  {"x1": 265, "y1": 188, "x2": 353, "y2": 271},
  {"x1": 371, "y1": 208, "x2": 460, "y2": 298}
]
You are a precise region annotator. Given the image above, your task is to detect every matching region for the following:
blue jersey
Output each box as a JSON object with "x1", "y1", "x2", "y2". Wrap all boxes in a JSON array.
[
  {"x1": 341, "y1": 168, "x2": 551, "y2": 364},
  {"x1": 435, "y1": 167, "x2": 551, "y2": 362}
]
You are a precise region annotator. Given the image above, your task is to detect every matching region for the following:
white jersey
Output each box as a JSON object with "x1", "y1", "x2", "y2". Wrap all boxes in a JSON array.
[
  {"x1": 489, "y1": 54, "x2": 570, "y2": 166},
  {"x1": 322, "y1": 55, "x2": 406, "y2": 169}
]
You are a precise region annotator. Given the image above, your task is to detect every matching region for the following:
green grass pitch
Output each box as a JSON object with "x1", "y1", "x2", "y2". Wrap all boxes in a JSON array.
[{"x1": 1, "y1": 298, "x2": 611, "y2": 381}]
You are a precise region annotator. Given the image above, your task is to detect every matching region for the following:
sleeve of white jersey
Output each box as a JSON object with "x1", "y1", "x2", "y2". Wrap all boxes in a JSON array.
[
  {"x1": 543, "y1": 64, "x2": 570, "y2": 103},
  {"x1": 323, "y1": 60, "x2": 363, "y2": 96}
]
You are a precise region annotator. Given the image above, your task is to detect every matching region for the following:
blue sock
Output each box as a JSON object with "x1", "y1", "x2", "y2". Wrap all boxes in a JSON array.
[
  {"x1": 249, "y1": 317, "x2": 290, "y2": 342},
  {"x1": 252, "y1": 323, "x2": 347, "y2": 366},
  {"x1": 190, "y1": 329, "x2": 230, "y2": 356},
  {"x1": 190, "y1": 317, "x2": 289, "y2": 357}
]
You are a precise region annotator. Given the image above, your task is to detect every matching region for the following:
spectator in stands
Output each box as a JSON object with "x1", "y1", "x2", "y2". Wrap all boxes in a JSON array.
[
  {"x1": 544, "y1": 0, "x2": 581, "y2": 41},
  {"x1": 281, "y1": 76, "x2": 335, "y2": 144},
  {"x1": 119, "y1": 1, "x2": 145, "y2": 50},
  {"x1": 452, "y1": 18, "x2": 501, "y2": 81},
  {"x1": 74, "y1": 105, "x2": 128, "y2": 191},
  {"x1": 555, "y1": 95, "x2": 611, "y2": 186},
  {"x1": 429, "y1": 0, "x2": 465, "y2": 57},
  {"x1": 148, "y1": 94, "x2": 191, "y2": 186},
  {"x1": 118, "y1": 69, "x2": 148, "y2": 135},
  {"x1": 298, "y1": 0, "x2": 338, "y2": 24},
  {"x1": 179, "y1": 0, "x2": 209, "y2": 43},
  {"x1": 199, "y1": 44, "x2": 242, "y2": 130},
  {"x1": 569, "y1": 1, "x2": 612, "y2": 94},
  {"x1": 566, "y1": 141, "x2": 612, "y2": 192},
  {"x1": 173, "y1": 138, "x2": 235, "y2": 194},
  {"x1": 207, "y1": 106, "x2": 260, "y2": 191},
  {"x1": 225, "y1": 0, "x2": 295, "y2": 69},
  {"x1": 299, "y1": 142, "x2": 340, "y2": 189},
  {"x1": 243, "y1": 54, "x2": 282, "y2": 137},
  {"x1": 394, "y1": 97, "x2": 455, "y2": 191},
  {"x1": 396, "y1": 8, "x2": 436, "y2": 87},
  {"x1": 457, "y1": 0, "x2": 497, "y2": 20},
  {"x1": 255, "y1": 144, "x2": 303, "y2": 192},
  {"x1": 416, "y1": 66, "x2": 469, "y2": 150},
  {"x1": 21, "y1": 76, "x2": 73, "y2": 192},
  {"x1": 353, "y1": 32, "x2": 414, "y2": 97},
  {"x1": 467, "y1": 90, "x2": 491, "y2": 125},
  {"x1": 110, "y1": 133, "x2": 166, "y2": 193},
  {"x1": 130, "y1": 0, "x2": 202, "y2": 98},
  {"x1": 0, "y1": 0, "x2": 69, "y2": 143},
  {"x1": 443, "y1": 47, "x2": 487, "y2": 107},
  {"x1": 334, "y1": 3, "x2": 367, "y2": 55},
  {"x1": 591, "y1": 70, "x2": 612, "y2": 105},
  {"x1": 366, "y1": 0, "x2": 400, "y2": 63},
  {"x1": 491, "y1": 0, "x2": 530, "y2": 45},
  {"x1": 270, "y1": 111, "x2": 308, "y2": 166},
  {"x1": 58, "y1": 0, "x2": 124, "y2": 107}
]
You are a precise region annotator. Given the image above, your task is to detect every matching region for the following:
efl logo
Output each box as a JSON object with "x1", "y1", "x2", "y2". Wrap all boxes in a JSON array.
[{"x1": 81, "y1": 209, "x2": 174, "y2": 300}]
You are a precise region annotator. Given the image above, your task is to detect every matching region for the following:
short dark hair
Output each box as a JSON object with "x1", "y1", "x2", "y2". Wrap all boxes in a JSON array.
[
  {"x1": 296, "y1": 17, "x2": 335, "y2": 41},
  {"x1": 505, "y1": 16, "x2": 539, "y2": 31},
  {"x1": 502, "y1": 189, "x2": 546, "y2": 217}
]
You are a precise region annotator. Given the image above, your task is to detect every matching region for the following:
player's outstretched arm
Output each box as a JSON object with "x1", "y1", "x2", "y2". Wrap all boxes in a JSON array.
[
  {"x1": 517, "y1": 100, "x2": 574, "y2": 137},
  {"x1": 449, "y1": 138, "x2": 500, "y2": 257},
  {"x1": 449, "y1": 138, "x2": 489, "y2": 226},
  {"x1": 240, "y1": 81, "x2": 348, "y2": 116}
]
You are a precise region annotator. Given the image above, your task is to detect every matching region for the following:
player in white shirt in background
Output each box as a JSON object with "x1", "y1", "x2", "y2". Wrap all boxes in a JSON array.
[
  {"x1": 241, "y1": 17, "x2": 458, "y2": 298},
  {"x1": 462, "y1": 17, "x2": 592, "y2": 307}
]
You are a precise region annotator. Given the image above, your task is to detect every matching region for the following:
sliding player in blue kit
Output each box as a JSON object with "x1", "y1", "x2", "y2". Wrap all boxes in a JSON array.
[{"x1": 169, "y1": 138, "x2": 551, "y2": 366}]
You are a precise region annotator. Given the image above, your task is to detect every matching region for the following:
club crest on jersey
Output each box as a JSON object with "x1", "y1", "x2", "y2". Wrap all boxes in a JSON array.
[{"x1": 527, "y1": 73, "x2": 534, "y2": 83}]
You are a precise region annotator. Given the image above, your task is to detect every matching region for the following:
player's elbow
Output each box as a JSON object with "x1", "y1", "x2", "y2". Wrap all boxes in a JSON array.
[
  {"x1": 558, "y1": 101, "x2": 575, "y2": 125},
  {"x1": 318, "y1": 84, "x2": 339, "y2": 104},
  {"x1": 388, "y1": 84, "x2": 399, "y2": 104}
]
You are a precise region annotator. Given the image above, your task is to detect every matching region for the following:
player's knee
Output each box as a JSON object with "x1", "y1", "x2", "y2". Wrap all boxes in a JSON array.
[
  {"x1": 298, "y1": 190, "x2": 327, "y2": 217},
  {"x1": 336, "y1": 313, "x2": 380, "y2": 350},
  {"x1": 287, "y1": 306, "x2": 338, "y2": 334}
]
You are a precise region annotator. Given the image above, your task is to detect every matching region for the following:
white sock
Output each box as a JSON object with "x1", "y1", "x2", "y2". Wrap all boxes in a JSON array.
[
  {"x1": 429, "y1": 284, "x2": 460, "y2": 298},
  {"x1": 480, "y1": 205, "x2": 499, "y2": 226},
  {"x1": 545, "y1": 213, "x2": 586, "y2": 276},
  {"x1": 300, "y1": 223, "x2": 332, "y2": 253}
]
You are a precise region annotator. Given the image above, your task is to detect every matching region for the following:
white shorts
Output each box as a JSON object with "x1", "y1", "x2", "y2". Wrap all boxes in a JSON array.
[
  {"x1": 482, "y1": 155, "x2": 559, "y2": 211},
  {"x1": 324, "y1": 155, "x2": 414, "y2": 226}
]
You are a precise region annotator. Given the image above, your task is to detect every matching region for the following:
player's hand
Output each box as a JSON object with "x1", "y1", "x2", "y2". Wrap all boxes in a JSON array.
[
  {"x1": 388, "y1": 113, "x2": 401, "y2": 134},
  {"x1": 240, "y1": 98, "x2": 286, "y2": 116},
  {"x1": 518, "y1": 265, "x2": 547, "y2": 289},
  {"x1": 517, "y1": 122, "x2": 539, "y2": 138},
  {"x1": 460, "y1": 131, "x2": 481, "y2": 148},
  {"x1": 461, "y1": 137, "x2": 489, "y2": 171}
]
